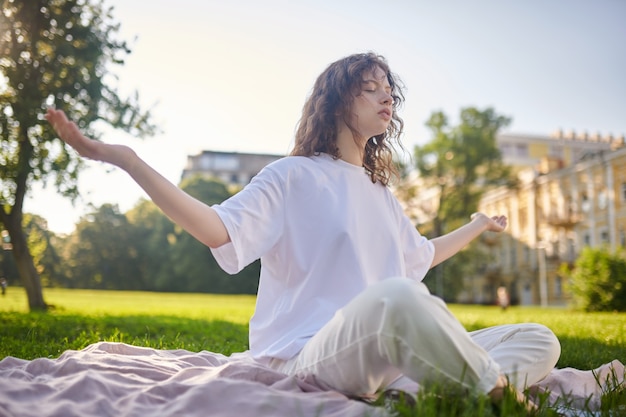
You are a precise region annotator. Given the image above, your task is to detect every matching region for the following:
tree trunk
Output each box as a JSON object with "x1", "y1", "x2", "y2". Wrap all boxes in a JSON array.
[{"x1": 4, "y1": 215, "x2": 47, "y2": 311}]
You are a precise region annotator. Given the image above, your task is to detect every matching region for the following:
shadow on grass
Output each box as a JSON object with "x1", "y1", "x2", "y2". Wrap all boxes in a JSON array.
[{"x1": 0, "y1": 311, "x2": 249, "y2": 360}]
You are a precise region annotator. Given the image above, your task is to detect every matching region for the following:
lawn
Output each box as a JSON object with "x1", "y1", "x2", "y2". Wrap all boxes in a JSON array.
[
  {"x1": 0, "y1": 288, "x2": 255, "y2": 359},
  {"x1": 1, "y1": 287, "x2": 624, "y2": 416}
]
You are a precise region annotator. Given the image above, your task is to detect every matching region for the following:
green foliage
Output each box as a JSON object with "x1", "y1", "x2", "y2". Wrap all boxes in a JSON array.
[
  {"x1": 60, "y1": 203, "x2": 145, "y2": 289},
  {"x1": 23, "y1": 213, "x2": 61, "y2": 285},
  {"x1": 0, "y1": 0, "x2": 155, "y2": 205},
  {"x1": 125, "y1": 198, "x2": 178, "y2": 290},
  {"x1": 560, "y1": 247, "x2": 626, "y2": 312},
  {"x1": 407, "y1": 107, "x2": 514, "y2": 299},
  {"x1": 414, "y1": 107, "x2": 513, "y2": 230},
  {"x1": 165, "y1": 175, "x2": 259, "y2": 294},
  {"x1": 54, "y1": 176, "x2": 259, "y2": 294},
  {"x1": 0, "y1": 0, "x2": 155, "y2": 310},
  {"x1": 0, "y1": 234, "x2": 18, "y2": 281},
  {"x1": 423, "y1": 243, "x2": 487, "y2": 302}
]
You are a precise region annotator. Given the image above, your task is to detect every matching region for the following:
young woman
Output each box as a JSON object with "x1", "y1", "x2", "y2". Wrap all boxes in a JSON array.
[{"x1": 46, "y1": 52, "x2": 560, "y2": 410}]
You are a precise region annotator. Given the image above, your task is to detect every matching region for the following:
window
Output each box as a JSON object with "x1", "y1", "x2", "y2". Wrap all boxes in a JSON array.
[
  {"x1": 523, "y1": 246, "x2": 530, "y2": 265},
  {"x1": 500, "y1": 143, "x2": 513, "y2": 157},
  {"x1": 549, "y1": 144, "x2": 564, "y2": 159},
  {"x1": 510, "y1": 243, "x2": 517, "y2": 268},
  {"x1": 555, "y1": 276, "x2": 563, "y2": 298},
  {"x1": 598, "y1": 190, "x2": 608, "y2": 210},
  {"x1": 519, "y1": 209, "x2": 527, "y2": 231},
  {"x1": 600, "y1": 229, "x2": 610, "y2": 244},
  {"x1": 213, "y1": 154, "x2": 239, "y2": 170},
  {"x1": 567, "y1": 238, "x2": 576, "y2": 262},
  {"x1": 550, "y1": 240, "x2": 559, "y2": 258},
  {"x1": 199, "y1": 155, "x2": 212, "y2": 169},
  {"x1": 581, "y1": 193, "x2": 591, "y2": 212}
]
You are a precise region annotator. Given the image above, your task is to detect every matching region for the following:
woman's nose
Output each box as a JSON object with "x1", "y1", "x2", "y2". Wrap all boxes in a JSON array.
[{"x1": 381, "y1": 91, "x2": 393, "y2": 105}]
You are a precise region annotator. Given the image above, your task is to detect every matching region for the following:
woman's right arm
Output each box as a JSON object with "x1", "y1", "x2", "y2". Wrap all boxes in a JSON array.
[{"x1": 45, "y1": 108, "x2": 230, "y2": 248}]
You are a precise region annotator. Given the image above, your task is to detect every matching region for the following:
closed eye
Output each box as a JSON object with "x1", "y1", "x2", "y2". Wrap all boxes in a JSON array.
[{"x1": 361, "y1": 80, "x2": 391, "y2": 95}]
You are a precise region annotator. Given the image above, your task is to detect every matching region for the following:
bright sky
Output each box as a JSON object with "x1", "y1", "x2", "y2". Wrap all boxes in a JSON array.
[{"x1": 25, "y1": 0, "x2": 626, "y2": 234}]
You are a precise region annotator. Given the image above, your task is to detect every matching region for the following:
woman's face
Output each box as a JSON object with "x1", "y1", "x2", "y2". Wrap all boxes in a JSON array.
[{"x1": 347, "y1": 66, "x2": 394, "y2": 142}]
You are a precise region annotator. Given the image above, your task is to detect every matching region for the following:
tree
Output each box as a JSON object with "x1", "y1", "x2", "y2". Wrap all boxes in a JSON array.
[
  {"x1": 561, "y1": 247, "x2": 626, "y2": 312},
  {"x1": 126, "y1": 176, "x2": 259, "y2": 294},
  {"x1": 62, "y1": 204, "x2": 145, "y2": 289},
  {"x1": 0, "y1": 0, "x2": 155, "y2": 310},
  {"x1": 409, "y1": 107, "x2": 514, "y2": 300},
  {"x1": 166, "y1": 175, "x2": 259, "y2": 294},
  {"x1": 125, "y1": 198, "x2": 176, "y2": 291},
  {"x1": 22, "y1": 213, "x2": 62, "y2": 287}
]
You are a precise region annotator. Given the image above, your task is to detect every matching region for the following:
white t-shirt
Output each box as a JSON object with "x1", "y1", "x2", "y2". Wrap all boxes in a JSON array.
[{"x1": 211, "y1": 153, "x2": 435, "y2": 361}]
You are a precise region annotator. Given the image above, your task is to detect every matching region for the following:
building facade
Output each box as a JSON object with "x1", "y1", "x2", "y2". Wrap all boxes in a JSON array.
[
  {"x1": 497, "y1": 130, "x2": 621, "y2": 168},
  {"x1": 399, "y1": 130, "x2": 626, "y2": 305},
  {"x1": 473, "y1": 139, "x2": 626, "y2": 306},
  {"x1": 181, "y1": 150, "x2": 283, "y2": 188}
]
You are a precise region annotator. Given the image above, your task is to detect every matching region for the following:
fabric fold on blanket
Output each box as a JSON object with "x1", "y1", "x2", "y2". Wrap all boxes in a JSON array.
[
  {"x1": 0, "y1": 342, "x2": 385, "y2": 417},
  {"x1": 0, "y1": 342, "x2": 623, "y2": 417},
  {"x1": 529, "y1": 359, "x2": 625, "y2": 411}
]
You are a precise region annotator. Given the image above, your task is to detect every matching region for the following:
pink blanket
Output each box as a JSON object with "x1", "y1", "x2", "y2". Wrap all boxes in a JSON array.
[{"x1": 0, "y1": 342, "x2": 622, "y2": 417}]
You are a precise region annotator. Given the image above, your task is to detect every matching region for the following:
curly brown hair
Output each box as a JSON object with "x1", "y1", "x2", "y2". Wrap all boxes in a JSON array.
[{"x1": 290, "y1": 52, "x2": 405, "y2": 186}]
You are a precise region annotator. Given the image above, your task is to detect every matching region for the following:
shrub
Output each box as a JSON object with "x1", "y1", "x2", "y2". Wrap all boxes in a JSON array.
[{"x1": 561, "y1": 247, "x2": 626, "y2": 312}]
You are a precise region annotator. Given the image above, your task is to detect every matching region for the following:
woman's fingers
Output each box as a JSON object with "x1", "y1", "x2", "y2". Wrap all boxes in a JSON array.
[{"x1": 45, "y1": 108, "x2": 98, "y2": 159}]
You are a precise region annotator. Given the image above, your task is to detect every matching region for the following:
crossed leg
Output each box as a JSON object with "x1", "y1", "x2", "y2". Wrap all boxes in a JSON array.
[{"x1": 268, "y1": 277, "x2": 560, "y2": 412}]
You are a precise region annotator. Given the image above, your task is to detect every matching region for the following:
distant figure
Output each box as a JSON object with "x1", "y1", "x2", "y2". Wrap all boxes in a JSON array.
[
  {"x1": 497, "y1": 285, "x2": 510, "y2": 310},
  {"x1": 1, "y1": 278, "x2": 6, "y2": 296}
]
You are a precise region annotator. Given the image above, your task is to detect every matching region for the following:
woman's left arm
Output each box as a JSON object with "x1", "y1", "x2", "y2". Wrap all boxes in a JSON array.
[{"x1": 429, "y1": 213, "x2": 507, "y2": 267}]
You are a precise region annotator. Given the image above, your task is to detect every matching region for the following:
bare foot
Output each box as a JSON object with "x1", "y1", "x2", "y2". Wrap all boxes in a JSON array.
[{"x1": 489, "y1": 375, "x2": 537, "y2": 415}]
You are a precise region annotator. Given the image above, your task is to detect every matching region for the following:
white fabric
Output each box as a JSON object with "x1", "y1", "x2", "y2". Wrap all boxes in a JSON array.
[
  {"x1": 469, "y1": 322, "x2": 562, "y2": 388},
  {"x1": 269, "y1": 278, "x2": 560, "y2": 397},
  {"x1": 270, "y1": 277, "x2": 501, "y2": 396},
  {"x1": 211, "y1": 154, "x2": 435, "y2": 361}
]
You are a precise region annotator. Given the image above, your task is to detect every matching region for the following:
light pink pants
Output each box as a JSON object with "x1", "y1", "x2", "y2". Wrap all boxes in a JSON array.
[{"x1": 269, "y1": 277, "x2": 561, "y2": 397}]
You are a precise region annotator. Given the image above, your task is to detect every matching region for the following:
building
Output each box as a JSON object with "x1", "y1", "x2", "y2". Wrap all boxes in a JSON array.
[
  {"x1": 472, "y1": 138, "x2": 626, "y2": 306},
  {"x1": 398, "y1": 130, "x2": 626, "y2": 305},
  {"x1": 498, "y1": 131, "x2": 623, "y2": 169},
  {"x1": 181, "y1": 150, "x2": 283, "y2": 188}
]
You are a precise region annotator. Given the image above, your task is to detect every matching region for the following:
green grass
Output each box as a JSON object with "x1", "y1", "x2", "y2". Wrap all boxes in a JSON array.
[
  {"x1": 0, "y1": 288, "x2": 254, "y2": 358},
  {"x1": 1, "y1": 287, "x2": 625, "y2": 416}
]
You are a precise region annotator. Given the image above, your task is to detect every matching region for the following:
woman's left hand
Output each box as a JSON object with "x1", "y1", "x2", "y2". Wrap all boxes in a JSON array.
[{"x1": 470, "y1": 212, "x2": 507, "y2": 233}]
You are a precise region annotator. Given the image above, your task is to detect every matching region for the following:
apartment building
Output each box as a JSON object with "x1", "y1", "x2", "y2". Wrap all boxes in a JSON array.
[
  {"x1": 497, "y1": 130, "x2": 620, "y2": 168},
  {"x1": 473, "y1": 136, "x2": 626, "y2": 306},
  {"x1": 181, "y1": 150, "x2": 283, "y2": 188}
]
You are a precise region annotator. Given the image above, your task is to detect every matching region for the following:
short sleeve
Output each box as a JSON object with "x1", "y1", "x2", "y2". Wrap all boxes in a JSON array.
[
  {"x1": 389, "y1": 194, "x2": 435, "y2": 281},
  {"x1": 210, "y1": 166, "x2": 285, "y2": 274},
  {"x1": 401, "y1": 216, "x2": 435, "y2": 281}
]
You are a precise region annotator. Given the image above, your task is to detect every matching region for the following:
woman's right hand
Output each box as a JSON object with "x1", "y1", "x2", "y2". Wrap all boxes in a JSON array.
[
  {"x1": 45, "y1": 108, "x2": 136, "y2": 169},
  {"x1": 46, "y1": 108, "x2": 230, "y2": 248}
]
